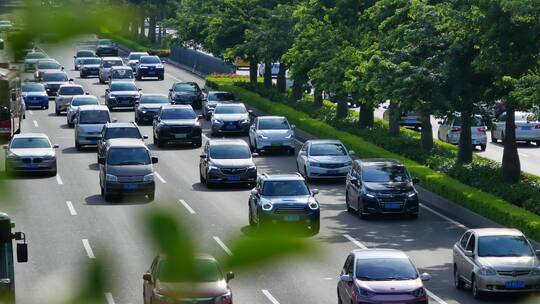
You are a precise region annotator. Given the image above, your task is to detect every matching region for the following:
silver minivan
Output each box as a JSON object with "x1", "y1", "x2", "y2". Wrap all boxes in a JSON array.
[{"x1": 74, "y1": 105, "x2": 112, "y2": 150}]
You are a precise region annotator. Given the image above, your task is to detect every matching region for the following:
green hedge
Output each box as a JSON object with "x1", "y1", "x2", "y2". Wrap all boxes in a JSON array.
[
  {"x1": 207, "y1": 75, "x2": 540, "y2": 241},
  {"x1": 98, "y1": 31, "x2": 170, "y2": 57}
]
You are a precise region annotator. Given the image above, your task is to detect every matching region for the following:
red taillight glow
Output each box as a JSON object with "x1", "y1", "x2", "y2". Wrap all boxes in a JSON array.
[
  {"x1": 477, "y1": 127, "x2": 486, "y2": 132},
  {"x1": 451, "y1": 127, "x2": 461, "y2": 132}
]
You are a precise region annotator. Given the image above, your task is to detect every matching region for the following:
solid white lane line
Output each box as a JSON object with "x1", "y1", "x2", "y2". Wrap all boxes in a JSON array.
[
  {"x1": 261, "y1": 289, "x2": 280, "y2": 304},
  {"x1": 82, "y1": 239, "x2": 95, "y2": 259},
  {"x1": 165, "y1": 72, "x2": 182, "y2": 82},
  {"x1": 425, "y1": 289, "x2": 448, "y2": 304},
  {"x1": 66, "y1": 201, "x2": 77, "y2": 215},
  {"x1": 518, "y1": 152, "x2": 529, "y2": 158},
  {"x1": 420, "y1": 204, "x2": 468, "y2": 230},
  {"x1": 104, "y1": 292, "x2": 115, "y2": 304},
  {"x1": 179, "y1": 199, "x2": 196, "y2": 214},
  {"x1": 55, "y1": 174, "x2": 63, "y2": 185},
  {"x1": 33, "y1": 120, "x2": 38, "y2": 127},
  {"x1": 213, "y1": 236, "x2": 233, "y2": 256},
  {"x1": 154, "y1": 172, "x2": 166, "y2": 183},
  {"x1": 343, "y1": 234, "x2": 367, "y2": 249}
]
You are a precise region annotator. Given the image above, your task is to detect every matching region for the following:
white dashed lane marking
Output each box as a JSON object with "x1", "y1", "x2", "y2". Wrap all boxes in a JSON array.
[{"x1": 82, "y1": 239, "x2": 95, "y2": 259}]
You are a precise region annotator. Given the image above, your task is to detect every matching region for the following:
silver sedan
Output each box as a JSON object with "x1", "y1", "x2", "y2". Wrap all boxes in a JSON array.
[{"x1": 3, "y1": 133, "x2": 59, "y2": 176}]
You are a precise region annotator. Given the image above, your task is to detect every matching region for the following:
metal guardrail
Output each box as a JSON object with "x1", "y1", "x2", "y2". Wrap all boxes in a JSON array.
[{"x1": 169, "y1": 46, "x2": 234, "y2": 77}]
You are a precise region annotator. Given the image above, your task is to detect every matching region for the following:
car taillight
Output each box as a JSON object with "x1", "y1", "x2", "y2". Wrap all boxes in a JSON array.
[
  {"x1": 451, "y1": 127, "x2": 461, "y2": 132},
  {"x1": 477, "y1": 127, "x2": 486, "y2": 132},
  {"x1": 535, "y1": 124, "x2": 540, "y2": 129}
]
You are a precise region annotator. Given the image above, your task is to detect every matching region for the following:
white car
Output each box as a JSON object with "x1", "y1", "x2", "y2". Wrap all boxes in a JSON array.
[
  {"x1": 3, "y1": 133, "x2": 59, "y2": 176},
  {"x1": 296, "y1": 139, "x2": 353, "y2": 181},
  {"x1": 492, "y1": 112, "x2": 540, "y2": 145},
  {"x1": 248, "y1": 116, "x2": 295, "y2": 154},
  {"x1": 438, "y1": 114, "x2": 487, "y2": 151},
  {"x1": 125, "y1": 51, "x2": 149, "y2": 74},
  {"x1": 66, "y1": 95, "x2": 99, "y2": 127},
  {"x1": 98, "y1": 57, "x2": 123, "y2": 84}
]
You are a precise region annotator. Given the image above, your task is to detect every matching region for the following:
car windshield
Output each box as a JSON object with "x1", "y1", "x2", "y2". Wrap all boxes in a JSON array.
[
  {"x1": 174, "y1": 83, "x2": 197, "y2": 92},
  {"x1": 43, "y1": 73, "x2": 68, "y2": 82},
  {"x1": 161, "y1": 108, "x2": 196, "y2": 120},
  {"x1": 71, "y1": 97, "x2": 98, "y2": 106},
  {"x1": 26, "y1": 52, "x2": 47, "y2": 59},
  {"x1": 158, "y1": 259, "x2": 223, "y2": 283},
  {"x1": 10, "y1": 137, "x2": 50, "y2": 149},
  {"x1": 363, "y1": 165, "x2": 410, "y2": 183},
  {"x1": 478, "y1": 236, "x2": 534, "y2": 257},
  {"x1": 22, "y1": 83, "x2": 45, "y2": 92},
  {"x1": 262, "y1": 180, "x2": 310, "y2": 196},
  {"x1": 452, "y1": 116, "x2": 484, "y2": 127},
  {"x1": 515, "y1": 113, "x2": 537, "y2": 122},
  {"x1": 107, "y1": 147, "x2": 150, "y2": 165},
  {"x1": 355, "y1": 258, "x2": 418, "y2": 281},
  {"x1": 309, "y1": 143, "x2": 347, "y2": 156},
  {"x1": 140, "y1": 56, "x2": 161, "y2": 64},
  {"x1": 214, "y1": 105, "x2": 246, "y2": 114},
  {"x1": 208, "y1": 92, "x2": 235, "y2": 102},
  {"x1": 259, "y1": 118, "x2": 290, "y2": 130},
  {"x1": 79, "y1": 110, "x2": 110, "y2": 124},
  {"x1": 38, "y1": 62, "x2": 61, "y2": 69},
  {"x1": 128, "y1": 53, "x2": 148, "y2": 60},
  {"x1": 76, "y1": 51, "x2": 94, "y2": 57},
  {"x1": 105, "y1": 127, "x2": 141, "y2": 140},
  {"x1": 98, "y1": 40, "x2": 113, "y2": 46},
  {"x1": 209, "y1": 144, "x2": 251, "y2": 159},
  {"x1": 102, "y1": 60, "x2": 122, "y2": 68},
  {"x1": 59, "y1": 86, "x2": 84, "y2": 95},
  {"x1": 111, "y1": 69, "x2": 133, "y2": 79},
  {"x1": 141, "y1": 95, "x2": 168, "y2": 104},
  {"x1": 110, "y1": 83, "x2": 137, "y2": 92},
  {"x1": 82, "y1": 58, "x2": 101, "y2": 65}
]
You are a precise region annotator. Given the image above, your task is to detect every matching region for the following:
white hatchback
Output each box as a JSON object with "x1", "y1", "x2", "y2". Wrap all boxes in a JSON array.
[{"x1": 438, "y1": 115, "x2": 487, "y2": 151}]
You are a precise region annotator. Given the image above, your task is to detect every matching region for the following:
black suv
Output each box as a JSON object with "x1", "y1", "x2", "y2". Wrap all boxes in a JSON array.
[
  {"x1": 105, "y1": 82, "x2": 141, "y2": 110},
  {"x1": 168, "y1": 82, "x2": 204, "y2": 109},
  {"x1": 134, "y1": 94, "x2": 169, "y2": 125},
  {"x1": 97, "y1": 122, "x2": 146, "y2": 161},
  {"x1": 345, "y1": 159, "x2": 420, "y2": 219},
  {"x1": 153, "y1": 105, "x2": 202, "y2": 148},
  {"x1": 96, "y1": 39, "x2": 118, "y2": 57},
  {"x1": 248, "y1": 173, "x2": 320, "y2": 234}
]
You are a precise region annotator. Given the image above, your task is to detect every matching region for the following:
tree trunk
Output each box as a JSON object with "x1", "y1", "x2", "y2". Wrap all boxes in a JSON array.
[
  {"x1": 263, "y1": 61, "x2": 272, "y2": 88},
  {"x1": 388, "y1": 100, "x2": 400, "y2": 137},
  {"x1": 249, "y1": 59, "x2": 258, "y2": 84},
  {"x1": 314, "y1": 88, "x2": 323, "y2": 107},
  {"x1": 502, "y1": 105, "x2": 521, "y2": 183},
  {"x1": 292, "y1": 80, "x2": 303, "y2": 101},
  {"x1": 359, "y1": 104, "x2": 374, "y2": 129},
  {"x1": 420, "y1": 111, "x2": 433, "y2": 151},
  {"x1": 457, "y1": 110, "x2": 473, "y2": 163},
  {"x1": 276, "y1": 63, "x2": 286, "y2": 93},
  {"x1": 140, "y1": 16, "x2": 146, "y2": 39},
  {"x1": 148, "y1": 15, "x2": 157, "y2": 43},
  {"x1": 336, "y1": 95, "x2": 348, "y2": 119}
]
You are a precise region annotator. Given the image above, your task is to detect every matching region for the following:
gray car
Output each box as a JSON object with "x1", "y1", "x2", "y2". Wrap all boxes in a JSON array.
[
  {"x1": 66, "y1": 95, "x2": 99, "y2": 127},
  {"x1": 98, "y1": 138, "x2": 157, "y2": 201},
  {"x1": 54, "y1": 84, "x2": 85, "y2": 115},
  {"x1": 41, "y1": 71, "x2": 72, "y2": 98},
  {"x1": 453, "y1": 228, "x2": 540, "y2": 299},
  {"x1": 79, "y1": 57, "x2": 102, "y2": 78},
  {"x1": 23, "y1": 51, "x2": 48, "y2": 72},
  {"x1": 211, "y1": 103, "x2": 252, "y2": 135},
  {"x1": 199, "y1": 139, "x2": 257, "y2": 188},
  {"x1": 248, "y1": 173, "x2": 320, "y2": 234},
  {"x1": 125, "y1": 51, "x2": 149, "y2": 74},
  {"x1": 98, "y1": 57, "x2": 123, "y2": 84},
  {"x1": 73, "y1": 49, "x2": 96, "y2": 70},
  {"x1": 248, "y1": 116, "x2": 295, "y2": 154},
  {"x1": 109, "y1": 66, "x2": 134, "y2": 83},
  {"x1": 296, "y1": 139, "x2": 354, "y2": 181},
  {"x1": 202, "y1": 91, "x2": 236, "y2": 119},
  {"x1": 105, "y1": 81, "x2": 141, "y2": 110},
  {"x1": 74, "y1": 105, "x2": 112, "y2": 150},
  {"x1": 34, "y1": 59, "x2": 63, "y2": 81},
  {"x1": 3, "y1": 133, "x2": 59, "y2": 176}
]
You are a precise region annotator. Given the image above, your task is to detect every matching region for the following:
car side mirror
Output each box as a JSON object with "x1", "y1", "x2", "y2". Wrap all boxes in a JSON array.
[
  {"x1": 290, "y1": 124, "x2": 296, "y2": 129},
  {"x1": 142, "y1": 273, "x2": 152, "y2": 282},
  {"x1": 420, "y1": 273, "x2": 431, "y2": 282},
  {"x1": 112, "y1": 118, "x2": 118, "y2": 123},
  {"x1": 17, "y1": 243, "x2": 28, "y2": 263},
  {"x1": 464, "y1": 250, "x2": 474, "y2": 258},
  {"x1": 138, "y1": 88, "x2": 142, "y2": 91},
  {"x1": 105, "y1": 89, "x2": 109, "y2": 93},
  {"x1": 339, "y1": 274, "x2": 353, "y2": 283},
  {"x1": 85, "y1": 92, "x2": 89, "y2": 95},
  {"x1": 198, "y1": 114, "x2": 203, "y2": 119},
  {"x1": 201, "y1": 88, "x2": 206, "y2": 92},
  {"x1": 437, "y1": 121, "x2": 442, "y2": 125},
  {"x1": 349, "y1": 150, "x2": 355, "y2": 156},
  {"x1": 69, "y1": 78, "x2": 74, "y2": 82},
  {"x1": 535, "y1": 249, "x2": 540, "y2": 257},
  {"x1": 98, "y1": 157, "x2": 105, "y2": 164},
  {"x1": 200, "y1": 154, "x2": 208, "y2": 159},
  {"x1": 311, "y1": 189, "x2": 319, "y2": 195},
  {"x1": 169, "y1": 89, "x2": 173, "y2": 92},
  {"x1": 53, "y1": 144, "x2": 59, "y2": 149},
  {"x1": 73, "y1": 56, "x2": 76, "y2": 58},
  {"x1": 151, "y1": 157, "x2": 158, "y2": 164},
  {"x1": 250, "y1": 189, "x2": 258, "y2": 196},
  {"x1": 2, "y1": 145, "x2": 8, "y2": 150},
  {"x1": 143, "y1": 135, "x2": 148, "y2": 139},
  {"x1": 412, "y1": 178, "x2": 420, "y2": 184},
  {"x1": 248, "y1": 110, "x2": 253, "y2": 115},
  {"x1": 226, "y1": 271, "x2": 235, "y2": 282}
]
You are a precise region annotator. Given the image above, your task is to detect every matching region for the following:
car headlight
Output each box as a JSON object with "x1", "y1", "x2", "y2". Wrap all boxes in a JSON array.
[
  {"x1": 240, "y1": 119, "x2": 250, "y2": 124},
  {"x1": 6, "y1": 151, "x2": 18, "y2": 159},
  {"x1": 363, "y1": 188, "x2": 378, "y2": 198},
  {"x1": 208, "y1": 165, "x2": 219, "y2": 171},
  {"x1": 141, "y1": 110, "x2": 147, "y2": 114},
  {"x1": 479, "y1": 266, "x2": 497, "y2": 276},
  {"x1": 358, "y1": 288, "x2": 374, "y2": 298},
  {"x1": 257, "y1": 134, "x2": 269, "y2": 140},
  {"x1": 247, "y1": 165, "x2": 257, "y2": 172},
  {"x1": 285, "y1": 133, "x2": 293, "y2": 139},
  {"x1": 262, "y1": 201, "x2": 273, "y2": 211},
  {"x1": 407, "y1": 191, "x2": 417, "y2": 198},
  {"x1": 212, "y1": 119, "x2": 224, "y2": 124},
  {"x1": 105, "y1": 174, "x2": 118, "y2": 182},
  {"x1": 344, "y1": 161, "x2": 352, "y2": 166},
  {"x1": 156, "y1": 64, "x2": 164, "y2": 69},
  {"x1": 309, "y1": 161, "x2": 322, "y2": 167},
  {"x1": 109, "y1": 96, "x2": 116, "y2": 100},
  {"x1": 139, "y1": 65, "x2": 148, "y2": 69},
  {"x1": 143, "y1": 173, "x2": 154, "y2": 182},
  {"x1": 412, "y1": 287, "x2": 426, "y2": 297},
  {"x1": 308, "y1": 198, "x2": 319, "y2": 210}
]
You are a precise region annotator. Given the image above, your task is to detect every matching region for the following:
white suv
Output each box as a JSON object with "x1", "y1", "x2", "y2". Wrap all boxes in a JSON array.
[{"x1": 248, "y1": 116, "x2": 295, "y2": 154}]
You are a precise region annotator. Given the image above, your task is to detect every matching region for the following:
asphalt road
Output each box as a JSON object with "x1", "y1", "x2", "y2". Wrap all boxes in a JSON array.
[{"x1": 2, "y1": 37, "x2": 539, "y2": 304}]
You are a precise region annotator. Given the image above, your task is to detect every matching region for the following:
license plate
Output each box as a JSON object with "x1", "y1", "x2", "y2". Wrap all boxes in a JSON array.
[
  {"x1": 406, "y1": 119, "x2": 416, "y2": 123},
  {"x1": 175, "y1": 134, "x2": 187, "y2": 139},
  {"x1": 505, "y1": 281, "x2": 525, "y2": 289},
  {"x1": 225, "y1": 125, "x2": 237, "y2": 130},
  {"x1": 284, "y1": 215, "x2": 300, "y2": 222},
  {"x1": 327, "y1": 170, "x2": 339, "y2": 175},
  {"x1": 385, "y1": 203, "x2": 401, "y2": 209},
  {"x1": 271, "y1": 143, "x2": 282, "y2": 146},
  {"x1": 227, "y1": 176, "x2": 241, "y2": 181},
  {"x1": 124, "y1": 184, "x2": 137, "y2": 190},
  {"x1": 521, "y1": 126, "x2": 532, "y2": 130},
  {"x1": 25, "y1": 163, "x2": 39, "y2": 169}
]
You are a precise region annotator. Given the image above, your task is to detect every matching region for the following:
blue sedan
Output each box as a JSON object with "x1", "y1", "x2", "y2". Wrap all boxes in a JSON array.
[{"x1": 21, "y1": 82, "x2": 49, "y2": 109}]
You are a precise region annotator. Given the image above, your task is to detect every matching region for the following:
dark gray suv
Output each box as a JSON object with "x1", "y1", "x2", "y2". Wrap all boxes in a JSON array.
[
  {"x1": 98, "y1": 139, "x2": 157, "y2": 201},
  {"x1": 199, "y1": 139, "x2": 257, "y2": 188}
]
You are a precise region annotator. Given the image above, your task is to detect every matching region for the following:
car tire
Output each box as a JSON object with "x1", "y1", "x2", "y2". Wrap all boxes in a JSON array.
[
  {"x1": 408, "y1": 213, "x2": 419, "y2": 220},
  {"x1": 158, "y1": 75, "x2": 164, "y2": 81},
  {"x1": 501, "y1": 132, "x2": 505, "y2": 143},
  {"x1": 303, "y1": 166, "x2": 311, "y2": 183},
  {"x1": 99, "y1": 77, "x2": 104, "y2": 84},
  {"x1": 337, "y1": 289, "x2": 343, "y2": 304},
  {"x1": 55, "y1": 108, "x2": 60, "y2": 115},
  {"x1": 199, "y1": 170, "x2": 206, "y2": 184},
  {"x1": 147, "y1": 192, "x2": 155, "y2": 201},
  {"x1": 44, "y1": 105, "x2": 49, "y2": 110},
  {"x1": 472, "y1": 277, "x2": 483, "y2": 299},
  {"x1": 68, "y1": 122, "x2": 73, "y2": 128},
  {"x1": 479, "y1": 144, "x2": 486, "y2": 151},
  {"x1": 345, "y1": 192, "x2": 354, "y2": 213},
  {"x1": 535, "y1": 140, "x2": 540, "y2": 146},
  {"x1": 248, "y1": 206, "x2": 255, "y2": 226},
  {"x1": 49, "y1": 169, "x2": 57, "y2": 177},
  {"x1": 358, "y1": 200, "x2": 370, "y2": 220},
  {"x1": 288, "y1": 147, "x2": 295, "y2": 156},
  {"x1": 310, "y1": 222, "x2": 320, "y2": 235},
  {"x1": 491, "y1": 131, "x2": 498, "y2": 143},
  {"x1": 194, "y1": 139, "x2": 202, "y2": 148},
  {"x1": 454, "y1": 266, "x2": 465, "y2": 290},
  {"x1": 75, "y1": 141, "x2": 81, "y2": 151}
]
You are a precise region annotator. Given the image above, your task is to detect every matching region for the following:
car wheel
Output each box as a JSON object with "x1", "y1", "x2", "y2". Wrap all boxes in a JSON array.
[
  {"x1": 454, "y1": 266, "x2": 465, "y2": 290},
  {"x1": 194, "y1": 139, "x2": 202, "y2": 148},
  {"x1": 536, "y1": 140, "x2": 540, "y2": 146},
  {"x1": 153, "y1": 134, "x2": 157, "y2": 145},
  {"x1": 49, "y1": 168, "x2": 57, "y2": 177},
  {"x1": 199, "y1": 169, "x2": 206, "y2": 184},
  {"x1": 55, "y1": 108, "x2": 60, "y2": 115},
  {"x1": 472, "y1": 277, "x2": 483, "y2": 299},
  {"x1": 358, "y1": 199, "x2": 369, "y2": 219},
  {"x1": 345, "y1": 192, "x2": 354, "y2": 213},
  {"x1": 288, "y1": 147, "x2": 295, "y2": 156},
  {"x1": 501, "y1": 132, "x2": 506, "y2": 143},
  {"x1": 303, "y1": 166, "x2": 311, "y2": 183},
  {"x1": 75, "y1": 141, "x2": 81, "y2": 151},
  {"x1": 248, "y1": 205, "x2": 255, "y2": 226},
  {"x1": 310, "y1": 222, "x2": 320, "y2": 235},
  {"x1": 100, "y1": 185, "x2": 104, "y2": 196},
  {"x1": 147, "y1": 192, "x2": 155, "y2": 201},
  {"x1": 158, "y1": 75, "x2": 164, "y2": 81},
  {"x1": 491, "y1": 131, "x2": 498, "y2": 143},
  {"x1": 99, "y1": 77, "x2": 104, "y2": 84},
  {"x1": 337, "y1": 289, "x2": 343, "y2": 304},
  {"x1": 479, "y1": 144, "x2": 486, "y2": 151}
]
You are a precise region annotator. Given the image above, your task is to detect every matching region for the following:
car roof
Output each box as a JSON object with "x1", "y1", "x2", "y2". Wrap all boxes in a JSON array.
[
  {"x1": 129, "y1": 52, "x2": 149, "y2": 55},
  {"x1": 141, "y1": 93, "x2": 167, "y2": 98},
  {"x1": 209, "y1": 139, "x2": 248, "y2": 146},
  {"x1": 106, "y1": 138, "x2": 146, "y2": 148},
  {"x1": 358, "y1": 159, "x2": 403, "y2": 166},
  {"x1": 104, "y1": 122, "x2": 137, "y2": 128},
  {"x1": 71, "y1": 95, "x2": 98, "y2": 100},
  {"x1": 101, "y1": 57, "x2": 122, "y2": 61},
  {"x1": 59, "y1": 84, "x2": 82, "y2": 88},
  {"x1": 79, "y1": 57, "x2": 100, "y2": 60},
  {"x1": 110, "y1": 81, "x2": 137, "y2": 86},
  {"x1": 352, "y1": 249, "x2": 409, "y2": 259},
  {"x1": 306, "y1": 139, "x2": 343, "y2": 145},
  {"x1": 208, "y1": 91, "x2": 233, "y2": 94},
  {"x1": 258, "y1": 116, "x2": 286, "y2": 120},
  {"x1": 140, "y1": 55, "x2": 159, "y2": 58},
  {"x1": 215, "y1": 103, "x2": 245, "y2": 107},
  {"x1": 12, "y1": 133, "x2": 49, "y2": 139},
  {"x1": 260, "y1": 173, "x2": 304, "y2": 181},
  {"x1": 77, "y1": 105, "x2": 109, "y2": 111},
  {"x1": 161, "y1": 104, "x2": 193, "y2": 110},
  {"x1": 43, "y1": 71, "x2": 67, "y2": 75},
  {"x1": 469, "y1": 228, "x2": 523, "y2": 237},
  {"x1": 111, "y1": 66, "x2": 131, "y2": 70},
  {"x1": 37, "y1": 58, "x2": 59, "y2": 63}
]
